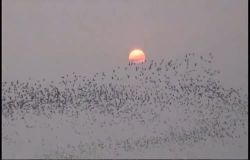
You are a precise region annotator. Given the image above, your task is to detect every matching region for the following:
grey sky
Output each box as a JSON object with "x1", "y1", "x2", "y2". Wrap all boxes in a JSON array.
[{"x1": 2, "y1": 0, "x2": 248, "y2": 89}]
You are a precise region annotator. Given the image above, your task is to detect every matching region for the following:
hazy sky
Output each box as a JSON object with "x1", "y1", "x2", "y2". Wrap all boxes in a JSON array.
[{"x1": 2, "y1": 0, "x2": 248, "y2": 89}]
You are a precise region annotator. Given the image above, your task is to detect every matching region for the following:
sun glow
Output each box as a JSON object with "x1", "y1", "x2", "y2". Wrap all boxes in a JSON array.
[{"x1": 128, "y1": 49, "x2": 146, "y2": 64}]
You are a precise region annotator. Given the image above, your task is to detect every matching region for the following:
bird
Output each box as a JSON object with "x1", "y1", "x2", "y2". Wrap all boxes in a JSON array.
[{"x1": 2, "y1": 52, "x2": 247, "y2": 155}]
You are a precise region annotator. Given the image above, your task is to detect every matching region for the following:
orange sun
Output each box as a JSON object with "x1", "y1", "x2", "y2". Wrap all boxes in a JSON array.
[{"x1": 128, "y1": 49, "x2": 146, "y2": 64}]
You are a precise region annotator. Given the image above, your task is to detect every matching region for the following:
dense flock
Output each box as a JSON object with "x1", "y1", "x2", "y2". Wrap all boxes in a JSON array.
[{"x1": 2, "y1": 53, "x2": 248, "y2": 158}]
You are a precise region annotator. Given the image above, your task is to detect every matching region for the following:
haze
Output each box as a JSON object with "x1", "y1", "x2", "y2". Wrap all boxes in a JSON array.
[{"x1": 2, "y1": 0, "x2": 248, "y2": 90}]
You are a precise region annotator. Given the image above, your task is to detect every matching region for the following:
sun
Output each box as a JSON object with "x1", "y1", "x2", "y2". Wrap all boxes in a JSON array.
[{"x1": 128, "y1": 49, "x2": 146, "y2": 64}]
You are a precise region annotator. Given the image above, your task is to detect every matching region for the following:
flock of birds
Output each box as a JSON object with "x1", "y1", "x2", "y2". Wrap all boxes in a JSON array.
[{"x1": 2, "y1": 53, "x2": 248, "y2": 156}]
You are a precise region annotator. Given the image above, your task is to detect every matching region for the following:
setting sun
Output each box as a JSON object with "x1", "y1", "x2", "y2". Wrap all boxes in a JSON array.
[{"x1": 128, "y1": 49, "x2": 146, "y2": 64}]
